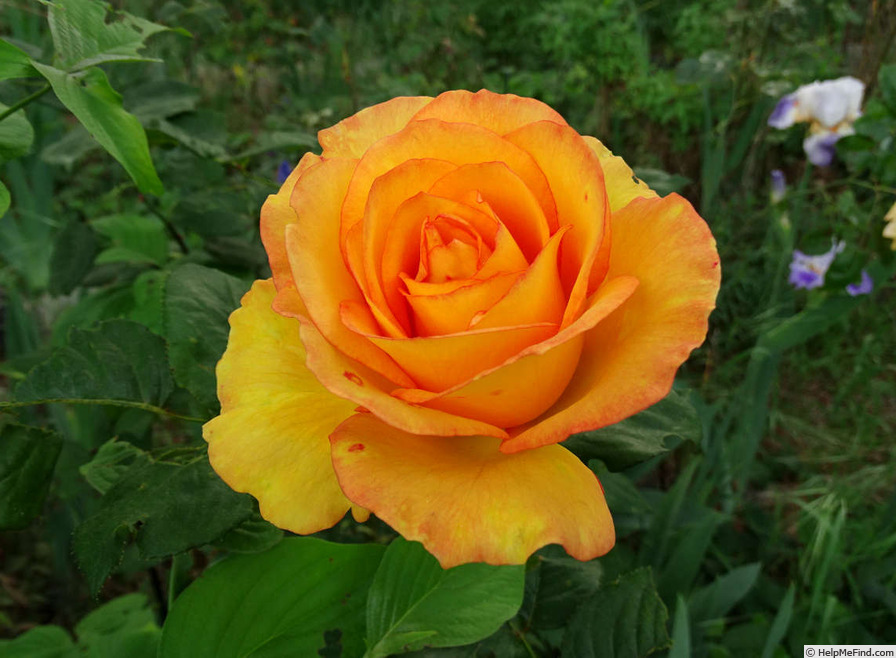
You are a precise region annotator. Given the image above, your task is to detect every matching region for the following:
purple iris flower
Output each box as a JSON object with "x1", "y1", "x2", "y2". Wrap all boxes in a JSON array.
[
  {"x1": 845, "y1": 270, "x2": 873, "y2": 296},
  {"x1": 277, "y1": 160, "x2": 293, "y2": 184},
  {"x1": 788, "y1": 241, "x2": 844, "y2": 290}
]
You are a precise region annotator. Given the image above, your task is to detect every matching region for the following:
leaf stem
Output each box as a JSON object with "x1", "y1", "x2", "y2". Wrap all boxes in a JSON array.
[
  {"x1": 0, "y1": 83, "x2": 51, "y2": 123},
  {"x1": 0, "y1": 399, "x2": 206, "y2": 423}
]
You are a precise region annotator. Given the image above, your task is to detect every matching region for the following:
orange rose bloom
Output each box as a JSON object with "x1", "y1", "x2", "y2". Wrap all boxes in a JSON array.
[{"x1": 204, "y1": 90, "x2": 720, "y2": 566}]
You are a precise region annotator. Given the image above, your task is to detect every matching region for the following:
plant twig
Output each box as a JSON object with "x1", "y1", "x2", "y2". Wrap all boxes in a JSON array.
[{"x1": 0, "y1": 83, "x2": 51, "y2": 123}]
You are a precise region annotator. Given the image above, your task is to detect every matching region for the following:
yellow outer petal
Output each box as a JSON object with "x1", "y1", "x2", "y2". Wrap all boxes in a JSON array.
[
  {"x1": 329, "y1": 413, "x2": 615, "y2": 568},
  {"x1": 318, "y1": 96, "x2": 433, "y2": 158},
  {"x1": 503, "y1": 194, "x2": 720, "y2": 453},
  {"x1": 204, "y1": 279, "x2": 355, "y2": 534},
  {"x1": 583, "y1": 136, "x2": 659, "y2": 213}
]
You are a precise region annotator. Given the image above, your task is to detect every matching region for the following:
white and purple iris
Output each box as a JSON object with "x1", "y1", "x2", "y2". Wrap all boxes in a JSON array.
[
  {"x1": 768, "y1": 76, "x2": 865, "y2": 166},
  {"x1": 788, "y1": 240, "x2": 844, "y2": 289}
]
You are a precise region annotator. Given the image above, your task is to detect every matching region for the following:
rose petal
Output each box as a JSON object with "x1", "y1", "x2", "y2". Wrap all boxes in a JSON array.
[
  {"x1": 427, "y1": 162, "x2": 552, "y2": 261},
  {"x1": 409, "y1": 88, "x2": 568, "y2": 137},
  {"x1": 352, "y1": 158, "x2": 458, "y2": 337},
  {"x1": 394, "y1": 275, "x2": 638, "y2": 428},
  {"x1": 582, "y1": 136, "x2": 658, "y2": 213},
  {"x1": 204, "y1": 279, "x2": 354, "y2": 533},
  {"x1": 403, "y1": 271, "x2": 523, "y2": 336},
  {"x1": 329, "y1": 413, "x2": 615, "y2": 568},
  {"x1": 318, "y1": 96, "x2": 433, "y2": 158},
  {"x1": 260, "y1": 151, "x2": 321, "y2": 297},
  {"x1": 504, "y1": 121, "x2": 611, "y2": 326},
  {"x1": 341, "y1": 119, "x2": 558, "y2": 245},
  {"x1": 345, "y1": 308, "x2": 557, "y2": 393},
  {"x1": 380, "y1": 192, "x2": 507, "y2": 330},
  {"x1": 284, "y1": 159, "x2": 414, "y2": 387},
  {"x1": 300, "y1": 320, "x2": 507, "y2": 439},
  {"x1": 501, "y1": 194, "x2": 720, "y2": 454}
]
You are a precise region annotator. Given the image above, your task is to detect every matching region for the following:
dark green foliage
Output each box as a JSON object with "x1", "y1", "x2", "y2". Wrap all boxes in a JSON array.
[
  {"x1": 13, "y1": 320, "x2": 174, "y2": 409},
  {"x1": 73, "y1": 447, "x2": 255, "y2": 595},
  {"x1": 0, "y1": 423, "x2": 63, "y2": 529}
]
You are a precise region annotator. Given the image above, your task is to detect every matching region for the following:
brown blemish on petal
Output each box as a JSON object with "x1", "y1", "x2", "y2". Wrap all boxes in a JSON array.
[
  {"x1": 343, "y1": 371, "x2": 364, "y2": 386},
  {"x1": 348, "y1": 443, "x2": 365, "y2": 453}
]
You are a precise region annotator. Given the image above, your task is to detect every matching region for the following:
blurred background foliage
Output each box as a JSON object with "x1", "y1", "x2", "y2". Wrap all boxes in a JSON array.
[{"x1": 1, "y1": 0, "x2": 894, "y2": 656}]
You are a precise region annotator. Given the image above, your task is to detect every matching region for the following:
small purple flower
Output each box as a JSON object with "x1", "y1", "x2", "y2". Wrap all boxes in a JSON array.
[
  {"x1": 770, "y1": 169, "x2": 786, "y2": 203},
  {"x1": 277, "y1": 160, "x2": 293, "y2": 184},
  {"x1": 845, "y1": 270, "x2": 873, "y2": 296},
  {"x1": 788, "y1": 241, "x2": 844, "y2": 290}
]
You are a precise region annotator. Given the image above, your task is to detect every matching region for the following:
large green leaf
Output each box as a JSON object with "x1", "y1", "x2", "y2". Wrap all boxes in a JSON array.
[
  {"x1": 0, "y1": 101, "x2": 34, "y2": 163},
  {"x1": 528, "y1": 545, "x2": 604, "y2": 630},
  {"x1": 47, "y1": 0, "x2": 175, "y2": 71},
  {"x1": 562, "y1": 388, "x2": 701, "y2": 470},
  {"x1": 0, "y1": 423, "x2": 63, "y2": 530},
  {"x1": 159, "y1": 538, "x2": 385, "y2": 658},
  {"x1": 75, "y1": 593, "x2": 160, "y2": 658},
  {"x1": 365, "y1": 538, "x2": 525, "y2": 658},
  {"x1": 164, "y1": 264, "x2": 247, "y2": 415},
  {"x1": 31, "y1": 63, "x2": 163, "y2": 196},
  {"x1": 0, "y1": 626, "x2": 78, "y2": 658},
  {"x1": 73, "y1": 450, "x2": 254, "y2": 595},
  {"x1": 13, "y1": 319, "x2": 174, "y2": 411},
  {"x1": 561, "y1": 568, "x2": 670, "y2": 658},
  {"x1": 0, "y1": 38, "x2": 37, "y2": 80}
]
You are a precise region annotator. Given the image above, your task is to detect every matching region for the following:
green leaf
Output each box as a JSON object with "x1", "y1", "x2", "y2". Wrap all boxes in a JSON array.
[
  {"x1": 92, "y1": 213, "x2": 169, "y2": 266},
  {"x1": 31, "y1": 63, "x2": 163, "y2": 196},
  {"x1": 75, "y1": 593, "x2": 160, "y2": 658},
  {"x1": 760, "y1": 584, "x2": 795, "y2": 658},
  {"x1": 365, "y1": 538, "x2": 525, "y2": 658},
  {"x1": 0, "y1": 626, "x2": 78, "y2": 658},
  {"x1": 47, "y1": 0, "x2": 176, "y2": 71},
  {"x1": 562, "y1": 388, "x2": 701, "y2": 470},
  {"x1": 73, "y1": 452, "x2": 254, "y2": 594},
  {"x1": 0, "y1": 39, "x2": 37, "y2": 80},
  {"x1": 127, "y1": 80, "x2": 200, "y2": 123},
  {"x1": 164, "y1": 264, "x2": 247, "y2": 415},
  {"x1": 41, "y1": 125, "x2": 101, "y2": 168},
  {"x1": 159, "y1": 538, "x2": 385, "y2": 658},
  {"x1": 227, "y1": 130, "x2": 319, "y2": 161},
  {"x1": 0, "y1": 423, "x2": 63, "y2": 530},
  {"x1": 0, "y1": 179, "x2": 9, "y2": 218},
  {"x1": 0, "y1": 101, "x2": 34, "y2": 162},
  {"x1": 668, "y1": 596, "x2": 691, "y2": 658},
  {"x1": 79, "y1": 438, "x2": 153, "y2": 494},
  {"x1": 529, "y1": 545, "x2": 603, "y2": 630},
  {"x1": 561, "y1": 568, "x2": 670, "y2": 658},
  {"x1": 210, "y1": 512, "x2": 283, "y2": 554},
  {"x1": 172, "y1": 189, "x2": 247, "y2": 237},
  {"x1": 48, "y1": 220, "x2": 99, "y2": 295},
  {"x1": 13, "y1": 319, "x2": 175, "y2": 410},
  {"x1": 688, "y1": 563, "x2": 761, "y2": 623}
]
